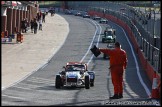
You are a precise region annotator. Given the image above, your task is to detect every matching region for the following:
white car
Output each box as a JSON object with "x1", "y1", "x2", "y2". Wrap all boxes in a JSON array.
[
  {"x1": 92, "y1": 15, "x2": 101, "y2": 20},
  {"x1": 55, "y1": 62, "x2": 95, "y2": 89},
  {"x1": 99, "y1": 18, "x2": 108, "y2": 24},
  {"x1": 83, "y1": 14, "x2": 90, "y2": 18}
]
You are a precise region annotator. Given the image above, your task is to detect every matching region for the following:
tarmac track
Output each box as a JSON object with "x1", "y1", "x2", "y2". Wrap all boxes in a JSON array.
[{"x1": 2, "y1": 14, "x2": 159, "y2": 106}]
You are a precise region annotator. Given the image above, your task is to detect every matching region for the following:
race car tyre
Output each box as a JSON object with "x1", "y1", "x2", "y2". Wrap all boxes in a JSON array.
[
  {"x1": 55, "y1": 75, "x2": 62, "y2": 89},
  {"x1": 85, "y1": 75, "x2": 90, "y2": 89},
  {"x1": 88, "y1": 72, "x2": 95, "y2": 87},
  {"x1": 113, "y1": 39, "x2": 116, "y2": 43}
]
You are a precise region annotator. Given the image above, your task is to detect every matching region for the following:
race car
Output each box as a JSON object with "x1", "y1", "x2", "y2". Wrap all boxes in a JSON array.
[
  {"x1": 103, "y1": 43, "x2": 115, "y2": 59},
  {"x1": 75, "y1": 12, "x2": 82, "y2": 16},
  {"x1": 64, "y1": 9, "x2": 72, "y2": 15},
  {"x1": 55, "y1": 62, "x2": 95, "y2": 89},
  {"x1": 83, "y1": 14, "x2": 90, "y2": 18},
  {"x1": 99, "y1": 18, "x2": 108, "y2": 24},
  {"x1": 102, "y1": 27, "x2": 116, "y2": 43},
  {"x1": 92, "y1": 15, "x2": 101, "y2": 20}
]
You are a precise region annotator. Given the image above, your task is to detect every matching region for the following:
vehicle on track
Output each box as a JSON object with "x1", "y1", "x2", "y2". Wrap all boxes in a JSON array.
[
  {"x1": 102, "y1": 27, "x2": 116, "y2": 43},
  {"x1": 103, "y1": 43, "x2": 115, "y2": 59},
  {"x1": 64, "y1": 9, "x2": 72, "y2": 15},
  {"x1": 99, "y1": 18, "x2": 108, "y2": 24},
  {"x1": 92, "y1": 15, "x2": 101, "y2": 20},
  {"x1": 75, "y1": 12, "x2": 82, "y2": 16},
  {"x1": 83, "y1": 14, "x2": 90, "y2": 18},
  {"x1": 55, "y1": 62, "x2": 95, "y2": 89}
]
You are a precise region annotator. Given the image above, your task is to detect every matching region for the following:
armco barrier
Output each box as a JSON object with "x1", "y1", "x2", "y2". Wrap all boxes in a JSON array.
[{"x1": 88, "y1": 10, "x2": 160, "y2": 94}]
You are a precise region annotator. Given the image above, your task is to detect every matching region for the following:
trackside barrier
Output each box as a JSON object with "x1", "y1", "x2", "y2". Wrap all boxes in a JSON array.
[
  {"x1": 17, "y1": 32, "x2": 23, "y2": 43},
  {"x1": 2, "y1": 38, "x2": 12, "y2": 42},
  {"x1": 1, "y1": 32, "x2": 24, "y2": 43},
  {"x1": 1, "y1": 31, "x2": 12, "y2": 43},
  {"x1": 150, "y1": 71, "x2": 160, "y2": 99},
  {"x1": 1, "y1": 32, "x2": 5, "y2": 38}
]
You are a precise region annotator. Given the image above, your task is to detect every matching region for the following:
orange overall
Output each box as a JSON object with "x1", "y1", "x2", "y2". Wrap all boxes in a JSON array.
[{"x1": 99, "y1": 47, "x2": 127, "y2": 95}]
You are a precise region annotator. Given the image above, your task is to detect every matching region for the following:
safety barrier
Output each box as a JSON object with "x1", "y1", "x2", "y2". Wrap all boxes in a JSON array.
[
  {"x1": 1, "y1": 31, "x2": 23, "y2": 43},
  {"x1": 150, "y1": 71, "x2": 160, "y2": 99},
  {"x1": 1, "y1": 31, "x2": 12, "y2": 43}
]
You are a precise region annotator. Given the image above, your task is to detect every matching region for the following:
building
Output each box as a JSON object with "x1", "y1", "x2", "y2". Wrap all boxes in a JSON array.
[{"x1": 1, "y1": 1, "x2": 39, "y2": 36}]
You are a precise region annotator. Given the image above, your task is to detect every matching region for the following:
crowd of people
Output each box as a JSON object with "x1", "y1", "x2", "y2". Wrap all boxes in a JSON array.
[{"x1": 20, "y1": 11, "x2": 47, "y2": 34}]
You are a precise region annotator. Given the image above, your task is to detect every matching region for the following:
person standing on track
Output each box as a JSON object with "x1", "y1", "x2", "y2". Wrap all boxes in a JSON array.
[{"x1": 98, "y1": 42, "x2": 128, "y2": 99}]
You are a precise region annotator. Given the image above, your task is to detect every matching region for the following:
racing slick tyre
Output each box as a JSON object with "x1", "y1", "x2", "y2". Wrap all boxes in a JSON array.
[
  {"x1": 55, "y1": 75, "x2": 62, "y2": 89},
  {"x1": 87, "y1": 71, "x2": 95, "y2": 87},
  {"x1": 85, "y1": 75, "x2": 90, "y2": 89},
  {"x1": 113, "y1": 39, "x2": 116, "y2": 43}
]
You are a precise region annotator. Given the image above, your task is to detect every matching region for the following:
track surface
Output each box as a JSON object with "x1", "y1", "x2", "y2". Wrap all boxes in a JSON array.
[{"x1": 2, "y1": 14, "x2": 159, "y2": 106}]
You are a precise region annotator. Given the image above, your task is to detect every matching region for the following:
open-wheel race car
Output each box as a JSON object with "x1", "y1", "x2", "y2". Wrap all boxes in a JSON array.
[
  {"x1": 99, "y1": 18, "x2": 108, "y2": 24},
  {"x1": 102, "y1": 27, "x2": 116, "y2": 43},
  {"x1": 55, "y1": 62, "x2": 95, "y2": 89}
]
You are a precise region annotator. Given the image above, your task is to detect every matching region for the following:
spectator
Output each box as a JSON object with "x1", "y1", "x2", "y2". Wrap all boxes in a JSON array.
[
  {"x1": 30, "y1": 19, "x2": 34, "y2": 33},
  {"x1": 38, "y1": 19, "x2": 42, "y2": 31},
  {"x1": 21, "y1": 19, "x2": 25, "y2": 33},
  {"x1": 33, "y1": 19, "x2": 38, "y2": 34},
  {"x1": 24, "y1": 18, "x2": 28, "y2": 33},
  {"x1": 42, "y1": 13, "x2": 46, "y2": 23}
]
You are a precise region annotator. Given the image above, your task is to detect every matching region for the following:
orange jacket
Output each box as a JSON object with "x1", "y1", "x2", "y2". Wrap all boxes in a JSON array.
[{"x1": 99, "y1": 47, "x2": 127, "y2": 69}]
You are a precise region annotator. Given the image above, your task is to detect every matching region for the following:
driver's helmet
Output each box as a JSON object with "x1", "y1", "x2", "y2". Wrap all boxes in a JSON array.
[{"x1": 66, "y1": 65, "x2": 74, "y2": 71}]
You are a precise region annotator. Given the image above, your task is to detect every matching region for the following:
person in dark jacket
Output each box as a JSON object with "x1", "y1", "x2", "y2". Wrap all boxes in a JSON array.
[
  {"x1": 30, "y1": 19, "x2": 34, "y2": 33},
  {"x1": 21, "y1": 19, "x2": 25, "y2": 33},
  {"x1": 33, "y1": 19, "x2": 38, "y2": 34},
  {"x1": 42, "y1": 13, "x2": 46, "y2": 23}
]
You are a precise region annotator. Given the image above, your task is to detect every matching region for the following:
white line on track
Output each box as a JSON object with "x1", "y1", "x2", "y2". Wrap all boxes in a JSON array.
[
  {"x1": 87, "y1": 21, "x2": 102, "y2": 65},
  {"x1": 80, "y1": 19, "x2": 102, "y2": 65},
  {"x1": 80, "y1": 20, "x2": 101, "y2": 63}
]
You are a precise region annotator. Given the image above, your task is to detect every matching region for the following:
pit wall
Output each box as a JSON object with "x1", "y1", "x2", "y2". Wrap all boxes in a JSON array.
[{"x1": 88, "y1": 11, "x2": 160, "y2": 93}]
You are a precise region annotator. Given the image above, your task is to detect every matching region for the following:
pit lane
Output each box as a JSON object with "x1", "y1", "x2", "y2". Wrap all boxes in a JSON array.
[{"x1": 2, "y1": 13, "x2": 154, "y2": 106}]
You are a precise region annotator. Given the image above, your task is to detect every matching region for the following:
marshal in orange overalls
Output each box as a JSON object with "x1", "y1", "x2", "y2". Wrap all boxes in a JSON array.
[{"x1": 99, "y1": 44, "x2": 127, "y2": 98}]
